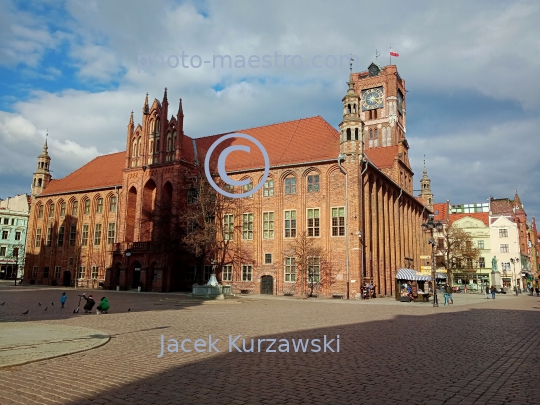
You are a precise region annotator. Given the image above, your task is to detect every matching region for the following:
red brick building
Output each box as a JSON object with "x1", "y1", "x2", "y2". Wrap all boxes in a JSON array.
[{"x1": 24, "y1": 64, "x2": 431, "y2": 297}]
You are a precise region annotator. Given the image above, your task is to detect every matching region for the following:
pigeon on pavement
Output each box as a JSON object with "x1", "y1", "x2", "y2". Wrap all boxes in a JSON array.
[
  {"x1": 44, "y1": 307, "x2": 48, "y2": 311},
  {"x1": 38, "y1": 303, "x2": 41, "y2": 306},
  {"x1": 22, "y1": 310, "x2": 29, "y2": 315},
  {"x1": 128, "y1": 308, "x2": 131, "y2": 312}
]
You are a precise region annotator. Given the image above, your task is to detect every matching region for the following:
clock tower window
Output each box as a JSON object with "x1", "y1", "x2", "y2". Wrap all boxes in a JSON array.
[
  {"x1": 355, "y1": 128, "x2": 359, "y2": 140},
  {"x1": 346, "y1": 128, "x2": 351, "y2": 141}
]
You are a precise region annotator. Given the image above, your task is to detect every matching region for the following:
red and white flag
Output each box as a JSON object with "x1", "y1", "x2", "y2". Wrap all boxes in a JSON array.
[{"x1": 390, "y1": 50, "x2": 399, "y2": 57}]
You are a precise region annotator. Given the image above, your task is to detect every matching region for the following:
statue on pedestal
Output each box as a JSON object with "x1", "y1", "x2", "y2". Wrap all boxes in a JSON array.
[{"x1": 492, "y1": 256, "x2": 498, "y2": 272}]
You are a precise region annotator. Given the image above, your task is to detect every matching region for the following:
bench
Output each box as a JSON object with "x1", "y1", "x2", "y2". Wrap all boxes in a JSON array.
[
  {"x1": 240, "y1": 289, "x2": 249, "y2": 294},
  {"x1": 332, "y1": 294, "x2": 344, "y2": 299}
]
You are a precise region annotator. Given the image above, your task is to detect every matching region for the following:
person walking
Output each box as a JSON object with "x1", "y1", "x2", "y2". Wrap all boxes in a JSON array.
[
  {"x1": 444, "y1": 283, "x2": 451, "y2": 305},
  {"x1": 485, "y1": 284, "x2": 490, "y2": 299},
  {"x1": 464, "y1": 284, "x2": 468, "y2": 294},
  {"x1": 60, "y1": 292, "x2": 67, "y2": 309},
  {"x1": 490, "y1": 285, "x2": 496, "y2": 299}
]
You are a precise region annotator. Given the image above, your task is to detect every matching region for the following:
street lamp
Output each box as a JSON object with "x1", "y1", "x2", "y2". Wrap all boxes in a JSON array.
[
  {"x1": 510, "y1": 257, "x2": 519, "y2": 296},
  {"x1": 422, "y1": 214, "x2": 443, "y2": 307}
]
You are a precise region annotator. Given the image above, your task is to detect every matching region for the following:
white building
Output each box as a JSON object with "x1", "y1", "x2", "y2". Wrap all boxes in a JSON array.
[{"x1": 490, "y1": 216, "x2": 521, "y2": 290}]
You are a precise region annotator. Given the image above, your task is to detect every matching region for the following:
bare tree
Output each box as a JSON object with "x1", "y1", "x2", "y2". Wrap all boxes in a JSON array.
[
  {"x1": 435, "y1": 225, "x2": 481, "y2": 285},
  {"x1": 284, "y1": 231, "x2": 335, "y2": 297},
  {"x1": 179, "y1": 168, "x2": 253, "y2": 283}
]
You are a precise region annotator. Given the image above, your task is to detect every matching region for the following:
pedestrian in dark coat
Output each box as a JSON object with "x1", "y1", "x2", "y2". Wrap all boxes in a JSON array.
[
  {"x1": 82, "y1": 294, "x2": 95, "y2": 313},
  {"x1": 485, "y1": 285, "x2": 490, "y2": 299},
  {"x1": 490, "y1": 286, "x2": 496, "y2": 299}
]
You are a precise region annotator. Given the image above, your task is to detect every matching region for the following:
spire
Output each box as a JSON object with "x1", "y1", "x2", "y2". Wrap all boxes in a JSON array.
[
  {"x1": 163, "y1": 87, "x2": 168, "y2": 101},
  {"x1": 423, "y1": 154, "x2": 427, "y2": 175},
  {"x1": 143, "y1": 92, "x2": 149, "y2": 115},
  {"x1": 129, "y1": 111, "x2": 134, "y2": 124},
  {"x1": 40, "y1": 132, "x2": 49, "y2": 158},
  {"x1": 179, "y1": 98, "x2": 183, "y2": 115}
]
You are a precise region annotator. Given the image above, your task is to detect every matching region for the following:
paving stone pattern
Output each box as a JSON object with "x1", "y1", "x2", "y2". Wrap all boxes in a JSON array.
[{"x1": 0, "y1": 284, "x2": 539, "y2": 405}]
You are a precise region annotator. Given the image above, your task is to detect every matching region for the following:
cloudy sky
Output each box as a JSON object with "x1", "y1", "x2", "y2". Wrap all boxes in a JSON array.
[{"x1": 1, "y1": 0, "x2": 539, "y2": 221}]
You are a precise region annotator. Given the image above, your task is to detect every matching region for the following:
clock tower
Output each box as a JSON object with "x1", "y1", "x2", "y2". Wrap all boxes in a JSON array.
[
  {"x1": 351, "y1": 63, "x2": 407, "y2": 151},
  {"x1": 351, "y1": 63, "x2": 413, "y2": 193}
]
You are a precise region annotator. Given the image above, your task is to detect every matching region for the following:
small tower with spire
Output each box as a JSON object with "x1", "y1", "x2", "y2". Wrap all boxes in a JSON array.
[
  {"x1": 32, "y1": 134, "x2": 52, "y2": 197},
  {"x1": 338, "y1": 68, "x2": 363, "y2": 160},
  {"x1": 419, "y1": 156, "x2": 433, "y2": 211}
]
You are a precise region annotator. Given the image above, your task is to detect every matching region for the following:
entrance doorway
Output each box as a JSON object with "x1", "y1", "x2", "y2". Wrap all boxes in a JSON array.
[
  {"x1": 63, "y1": 270, "x2": 71, "y2": 287},
  {"x1": 132, "y1": 266, "x2": 141, "y2": 288},
  {"x1": 260, "y1": 275, "x2": 273, "y2": 295}
]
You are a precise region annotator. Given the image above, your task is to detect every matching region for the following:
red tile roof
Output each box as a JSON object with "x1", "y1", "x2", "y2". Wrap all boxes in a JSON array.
[
  {"x1": 364, "y1": 146, "x2": 398, "y2": 169},
  {"x1": 40, "y1": 152, "x2": 125, "y2": 196},
  {"x1": 449, "y1": 212, "x2": 489, "y2": 227},
  {"x1": 433, "y1": 203, "x2": 448, "y2": 222},
  {"x1": 194, "y1": 116, "x2": 340, "y2": 171}
]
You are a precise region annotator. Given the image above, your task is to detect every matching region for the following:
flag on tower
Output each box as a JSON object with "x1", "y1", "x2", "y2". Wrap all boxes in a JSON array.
[{"x1": 390, "y1": 50, "x2": 399, "y2": 57}]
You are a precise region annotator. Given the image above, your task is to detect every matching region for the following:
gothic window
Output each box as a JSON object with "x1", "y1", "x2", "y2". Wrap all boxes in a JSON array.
[
  {"x1": 284, "y1": 177, "x2": 296, "y2": 195},
  {"x1": 96, "y1": 198, "x2": 104, "y2": 214},
  {"x1": 369, "y1": 129, "x2": 373, "y2": 139},
  {"x1": 109, "y1": 196, "x2": 117, "y2": 213},
  {"x1": 355, "y1": 128, "x2": 359, "y2": 140},
  {"x1": 38, "y1": 178, "x2": 42, "y2": 187},
  {"x1": 307, "y1": 175, "x2": 320, "y2": 192},
  {"x1": 150, "y1": 120, "x2": 156, "y2": 134},
  {"x1": 346, "y1": 128, "x2": 351, "y2": 141}
]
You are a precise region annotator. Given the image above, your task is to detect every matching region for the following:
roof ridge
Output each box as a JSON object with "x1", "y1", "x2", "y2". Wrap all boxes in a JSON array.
[{"x1": 193, "y1": 116, "x2": 329, "y2": 140}]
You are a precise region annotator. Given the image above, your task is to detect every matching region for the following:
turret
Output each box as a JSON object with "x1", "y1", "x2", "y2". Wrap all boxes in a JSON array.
[{"x1": 31, "y1": 136, "x2": 52, "y2": 197}]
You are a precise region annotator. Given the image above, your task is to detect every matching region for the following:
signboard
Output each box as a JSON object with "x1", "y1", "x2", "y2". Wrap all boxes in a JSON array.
[
  {"x1": 420, "y1": 266, "x2": 431, "y2": 274},
  {"x1": 420, "y1": 255, "x2": 431, "y2": 259}
]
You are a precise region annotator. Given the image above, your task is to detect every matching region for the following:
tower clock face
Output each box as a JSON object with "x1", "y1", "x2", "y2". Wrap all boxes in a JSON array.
[{"x1": 361, "y1": 87, "x2": 384, "y2": 111}]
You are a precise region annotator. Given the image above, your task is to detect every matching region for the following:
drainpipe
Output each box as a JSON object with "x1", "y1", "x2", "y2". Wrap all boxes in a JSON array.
[{"x1": 338, "y1": 153, "x2": 349, "y2": 299}]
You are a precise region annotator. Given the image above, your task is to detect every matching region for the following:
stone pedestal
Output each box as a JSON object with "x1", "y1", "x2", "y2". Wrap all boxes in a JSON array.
[{"x1": 491, "y1": 271, "x2": 502, "y2": 289}]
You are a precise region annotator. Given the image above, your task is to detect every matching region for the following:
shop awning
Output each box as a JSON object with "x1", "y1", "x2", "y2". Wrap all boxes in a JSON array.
[
  {"x1": 435, "y1": 272, "x2": 447, "y2": 279},
  {"x1": 396, "y1": 268, "x2": 433, "y2": 281}
]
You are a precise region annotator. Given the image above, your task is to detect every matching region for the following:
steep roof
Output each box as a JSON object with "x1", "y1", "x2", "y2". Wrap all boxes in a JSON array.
[
  {"x1": 433, "y1": 202, "x2": 448, "y2": 222},
  {"x1": 194, "y1": 116, "x2": 340, "y2": 171},
  {"x1": 449, "y1": 212, "x2": 489, "y2": 227},
  {"x1": 39, "y1": 152, "x2": 125, "y2": 196},
  {"x1": 490, "y1": 198, "x2": 513, "y2": 216},
  {"x1": 364, "y1": 146, "x2": 398, "y2": 169}
]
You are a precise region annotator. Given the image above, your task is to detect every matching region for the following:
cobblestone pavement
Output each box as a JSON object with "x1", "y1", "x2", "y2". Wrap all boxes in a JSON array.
[{"x1": 0, "y1": 283, "x2": 539, "y2": 405}]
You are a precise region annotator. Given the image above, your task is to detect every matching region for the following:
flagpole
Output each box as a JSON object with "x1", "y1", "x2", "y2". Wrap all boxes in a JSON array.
[{"x1": 390, "y1": 47, "x2": 392, "y2": 65}]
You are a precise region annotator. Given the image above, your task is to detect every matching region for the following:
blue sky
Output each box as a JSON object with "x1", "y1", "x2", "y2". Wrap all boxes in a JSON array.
[{"x1": 1, "y1": 0, "x2": 539, "y2": 223}]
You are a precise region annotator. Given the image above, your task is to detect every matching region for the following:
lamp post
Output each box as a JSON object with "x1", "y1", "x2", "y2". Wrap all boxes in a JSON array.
[
  {"x1": 510, "y1": 257, "x2": 519, "y2": 295},
  {"x1": 422, "y1": 214, "x2": 443, "y2": 307}
]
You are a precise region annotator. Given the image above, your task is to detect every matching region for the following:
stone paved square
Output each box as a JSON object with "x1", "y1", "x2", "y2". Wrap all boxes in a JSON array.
[{"x1": 1, "y1": 282, "x2": 539, "y2": 404}]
